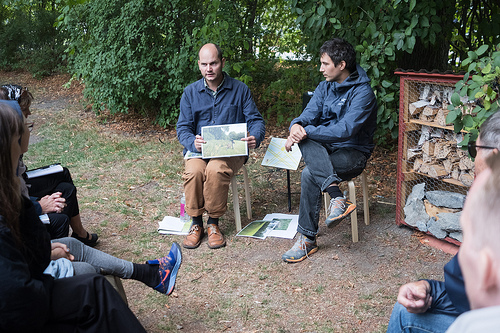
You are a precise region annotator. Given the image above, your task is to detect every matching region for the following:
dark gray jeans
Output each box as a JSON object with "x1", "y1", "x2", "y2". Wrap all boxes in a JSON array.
[{"x1": 297, "y1": 139, "x2": 369, "y2": 237}]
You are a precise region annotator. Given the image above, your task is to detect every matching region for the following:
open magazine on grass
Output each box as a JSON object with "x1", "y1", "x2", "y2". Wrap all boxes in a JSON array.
[{"x1": 236, "y1": 214, "x2": 298, "y2": 239}]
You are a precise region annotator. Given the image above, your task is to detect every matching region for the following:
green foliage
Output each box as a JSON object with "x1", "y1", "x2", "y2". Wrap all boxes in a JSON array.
[
  {"x1": 0, "y1": 4, "x2": 65, "y2": 77},
  {"x1": 288, "y1": 0, "x2": 499, "y2": 145},
  {"x1": 252, "y1": 59, "x2": 319, "y2": 126},
  {"x1": 447, "y1": 43, "x2": 500, "y2": 146},
  {"x1": 62, "y1": 0, "x2": 203, "y2": 126},
  {"x1": 289, "y1": 0, "x2": 455, "y2": 144}
]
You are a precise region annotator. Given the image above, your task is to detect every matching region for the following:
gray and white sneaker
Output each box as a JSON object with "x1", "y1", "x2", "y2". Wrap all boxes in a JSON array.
[
  {"x1": 282, "y1": 234, "x2": 318, "y2": 263},
  {"x1": 325, "y1": 196, "x2": 356, "y2": 228}
]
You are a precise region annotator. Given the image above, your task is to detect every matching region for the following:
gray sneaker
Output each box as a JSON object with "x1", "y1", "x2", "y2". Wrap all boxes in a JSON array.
[
  {"x1": 282, "y1": 234, "x2": 318, "y2": 263},
  {"x1": 325, "y1": 196, "x2": 356, "y2": 228}
]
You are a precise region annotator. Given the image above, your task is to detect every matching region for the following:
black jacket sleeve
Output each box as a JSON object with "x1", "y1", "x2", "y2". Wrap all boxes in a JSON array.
[{"x1": 0, "y1": 222, "x2": 53, "y2": 332}]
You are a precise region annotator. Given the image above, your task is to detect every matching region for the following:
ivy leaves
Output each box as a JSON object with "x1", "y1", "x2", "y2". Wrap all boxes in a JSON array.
[
  {"x1": 290, "y1": 0, "x2": 447, "y2": 144},
  {"x1": 447, "y1": 43, "x2": 500, "y2": 145}
]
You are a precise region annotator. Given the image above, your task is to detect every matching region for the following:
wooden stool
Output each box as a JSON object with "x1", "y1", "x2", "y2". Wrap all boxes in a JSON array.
[
  {"x1": 230, "y1": 165, "x2": 252, "y2": 231},
  {"x1": 323, "y1": 170, "x2": 369, "y2": 242}
]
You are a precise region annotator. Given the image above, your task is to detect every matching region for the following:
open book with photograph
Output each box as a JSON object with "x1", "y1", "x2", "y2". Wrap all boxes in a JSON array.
[
  {"x1": 236, "y1": 214, "x2": 298, "y2": 239},
  {"x1": 201, "y1": 123, "x2": 248, "y2": 158}
]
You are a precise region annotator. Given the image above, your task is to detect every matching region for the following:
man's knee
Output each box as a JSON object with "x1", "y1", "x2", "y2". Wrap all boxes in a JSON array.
[
  {"x1": 301, "y1": 166, "x2": 313, "y2": 184},
  {"x1": 56, "y1": 182, "x2": 77, "y2": 198},
  {"x1": 205, "y1": 161, "x2": 233, "y2": 181},
  {"x1": 183, "y1": 166, "x2": 205, "y2": 182},
  {"x1": 387, "y1": 302, "x2": 406, "y2": 332}
]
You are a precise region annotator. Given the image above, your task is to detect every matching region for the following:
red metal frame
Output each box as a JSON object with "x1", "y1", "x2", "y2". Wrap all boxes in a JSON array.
[{"x1": 395, "y1": 71, "x2": 465, "y2": 246}]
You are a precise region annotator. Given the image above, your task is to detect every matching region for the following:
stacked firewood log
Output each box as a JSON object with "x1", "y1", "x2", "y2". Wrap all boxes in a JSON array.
[{"x1": 406, "y1": 84, "x2": 475, "y2": 186}]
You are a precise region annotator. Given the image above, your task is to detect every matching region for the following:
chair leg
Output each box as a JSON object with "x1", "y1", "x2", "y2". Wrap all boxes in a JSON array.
[
  {"x1": 324, "y1": 192, "x2": 329, "y2": 217},
  {"x1": 361, "y1": 170, "x2": 370, "y2": 226},
  {"x1": 231, "y1": 176, "x2": 242, "y2": 232},
  {"x1": 242, "y1": 166, "x2": 252, "y2": 219},
  {"x1": 348, "y1": 180, "x2": 358, "y2": 243}
]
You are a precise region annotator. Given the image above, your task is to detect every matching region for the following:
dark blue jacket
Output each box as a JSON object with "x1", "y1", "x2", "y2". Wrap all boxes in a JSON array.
[
  {"x1": 177, "y1": 73, "x2": 265, "y2": 155},
  {"x1": 290, "y1": 64, "x2": 377, "y2": 153},
  {"x1": 426, "y1": 254, "x2": 470, "y2": 315}
]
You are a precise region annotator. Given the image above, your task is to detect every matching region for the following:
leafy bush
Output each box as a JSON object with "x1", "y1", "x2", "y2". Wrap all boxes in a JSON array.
[
  {"x1": 62, "y1": 0, "x2": 204, "y2": 126},
  {"x1": 0, "y1": 8, "x2": 65, "y2": 77},
  {"x1": 251, "y1": 59, "x2": 319, "y2": 126},
  {"x1": 447, "y1": 43, "x2": 500, "y2": 146}
]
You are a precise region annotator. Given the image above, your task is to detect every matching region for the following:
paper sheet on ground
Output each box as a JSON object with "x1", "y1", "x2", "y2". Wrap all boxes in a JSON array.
[
  {"x1": 236, "y1": 213, "x2": 298, "y2": 239},
  {"x1": 264, "y1": 213, "x2": 298, "y2": 239},
  {"x1": 158, "y1": 216, "x2": 191, "y2": 235},
  {"x1": 261, "y1": 137, "x2": 302, "y2": 170}
]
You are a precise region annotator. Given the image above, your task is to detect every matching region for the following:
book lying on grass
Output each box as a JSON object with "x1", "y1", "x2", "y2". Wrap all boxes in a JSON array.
[
  {"x1": 158, "y1": 216, "x2": 192, "y2": 235},
  {"x1": 236, "y1": 213, "x2": 298, "y2": 240},
  {"x1": 26, "y1": 164, "x2": 63, "y2": 179},
  {"x1": 264, "y1": 213, "x2": 298, "y2": 239}
]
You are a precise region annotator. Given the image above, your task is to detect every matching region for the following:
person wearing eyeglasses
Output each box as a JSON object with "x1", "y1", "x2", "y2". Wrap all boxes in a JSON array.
[{"x1": 386, "y1": 111, "x2": 500, "y2": 333}]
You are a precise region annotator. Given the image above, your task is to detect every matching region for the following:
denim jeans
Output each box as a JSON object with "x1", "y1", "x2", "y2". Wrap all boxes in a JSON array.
[
  {"x1": 297, "y1": 139, "x2": 369, "y2": 237},
  {"x1": 55, "y1": 237, "x2": 134, "y2": 277},
  {"x1": 386, "y1": 302, "x2": 457, "y2": 333}
]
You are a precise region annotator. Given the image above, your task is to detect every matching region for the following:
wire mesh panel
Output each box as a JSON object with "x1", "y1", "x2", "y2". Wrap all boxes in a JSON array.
[{"x1": 395, "y1": 72, "x2": 472, "y2": 245}]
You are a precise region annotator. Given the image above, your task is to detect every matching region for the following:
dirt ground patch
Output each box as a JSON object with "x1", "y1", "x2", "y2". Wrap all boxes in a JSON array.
[{"x1": 1, "y1": 71, "x2": 455, "y2": 332}]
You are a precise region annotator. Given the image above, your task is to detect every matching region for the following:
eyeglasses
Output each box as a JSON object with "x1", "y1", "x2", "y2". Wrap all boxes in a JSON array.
[
  {"x1": 25, "y1": 121, "x2": 34, "y2": 132},
  {"x1": 467, "y1": 140, "x2": 497, "y2": 158}
]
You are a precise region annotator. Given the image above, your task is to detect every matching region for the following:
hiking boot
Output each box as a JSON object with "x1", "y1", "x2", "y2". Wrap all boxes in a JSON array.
[
  {"x1": 207, "y1": 224, "x2": 226, "y2": 249},
  {"x1": 183, "y1": 224, "x2": 204, "y2": 249},
  {"x1": 325, "y1": 196, "x2": 356, "y2": 228},
  {"x1": 282, "y1": 234, "x2": 318, "y2": 263},
  {"x1": 146, "y1": 242, "x2": 182, "y2": 295}
]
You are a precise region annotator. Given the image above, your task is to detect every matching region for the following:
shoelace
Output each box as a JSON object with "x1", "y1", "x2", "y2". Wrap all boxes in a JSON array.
[
  {"x1": 298, "y1": 235, "x2": 315, "y2": 262},
  {"x1": 328, "y1": 198, "x2": 346, "y2": 214},
  {"x1": 208, "y1": 226, "x2": 218, "y2": 235},
  {"x1": 189, "y1": 225, "x2": 200, "y2": 235}
]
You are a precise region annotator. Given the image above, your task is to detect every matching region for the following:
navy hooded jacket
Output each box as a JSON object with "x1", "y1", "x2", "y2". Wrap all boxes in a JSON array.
[{"x1": 290, "y1": 64, "x2": 377, "y2": 154}]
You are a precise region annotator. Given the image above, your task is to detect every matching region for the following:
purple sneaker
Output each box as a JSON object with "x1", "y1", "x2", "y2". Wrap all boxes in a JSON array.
[{"x1": 146, "y1": 242, "x2": 182, "y2": 295}]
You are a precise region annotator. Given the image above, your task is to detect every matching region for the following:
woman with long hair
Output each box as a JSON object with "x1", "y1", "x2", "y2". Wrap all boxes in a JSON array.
[
  {"x1": 1, "y1": 84, "x2": 98, "y2": 245},
  {"x1": 0, "y1": 102, "x2": 181, "y2": 332}
]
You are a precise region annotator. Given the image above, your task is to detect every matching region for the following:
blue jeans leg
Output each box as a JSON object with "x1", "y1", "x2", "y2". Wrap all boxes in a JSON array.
[
  {"x1": 296, "y1": 139, "x2": 369, "y2": 236},
  {"x1": 297, "y1": 166, "x2": 323, "y2": 237},
  {"x1": 299, "y1": 139, "x2": 341, "y2": 191},
  {"x1": 387, "y1": 302, "x2": 457, "y2": 333}
]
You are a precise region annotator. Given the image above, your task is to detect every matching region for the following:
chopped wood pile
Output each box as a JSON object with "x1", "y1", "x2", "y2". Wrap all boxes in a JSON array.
[
  {"x1": 408, "y1": 126, "x2": 474, "y2": 186},
  {"x1": 406, "y1": 83, "x2": 475, "y2": 186},
  {"x1": 408, "y1": 83, "x2": 475, "y2": 126}
]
